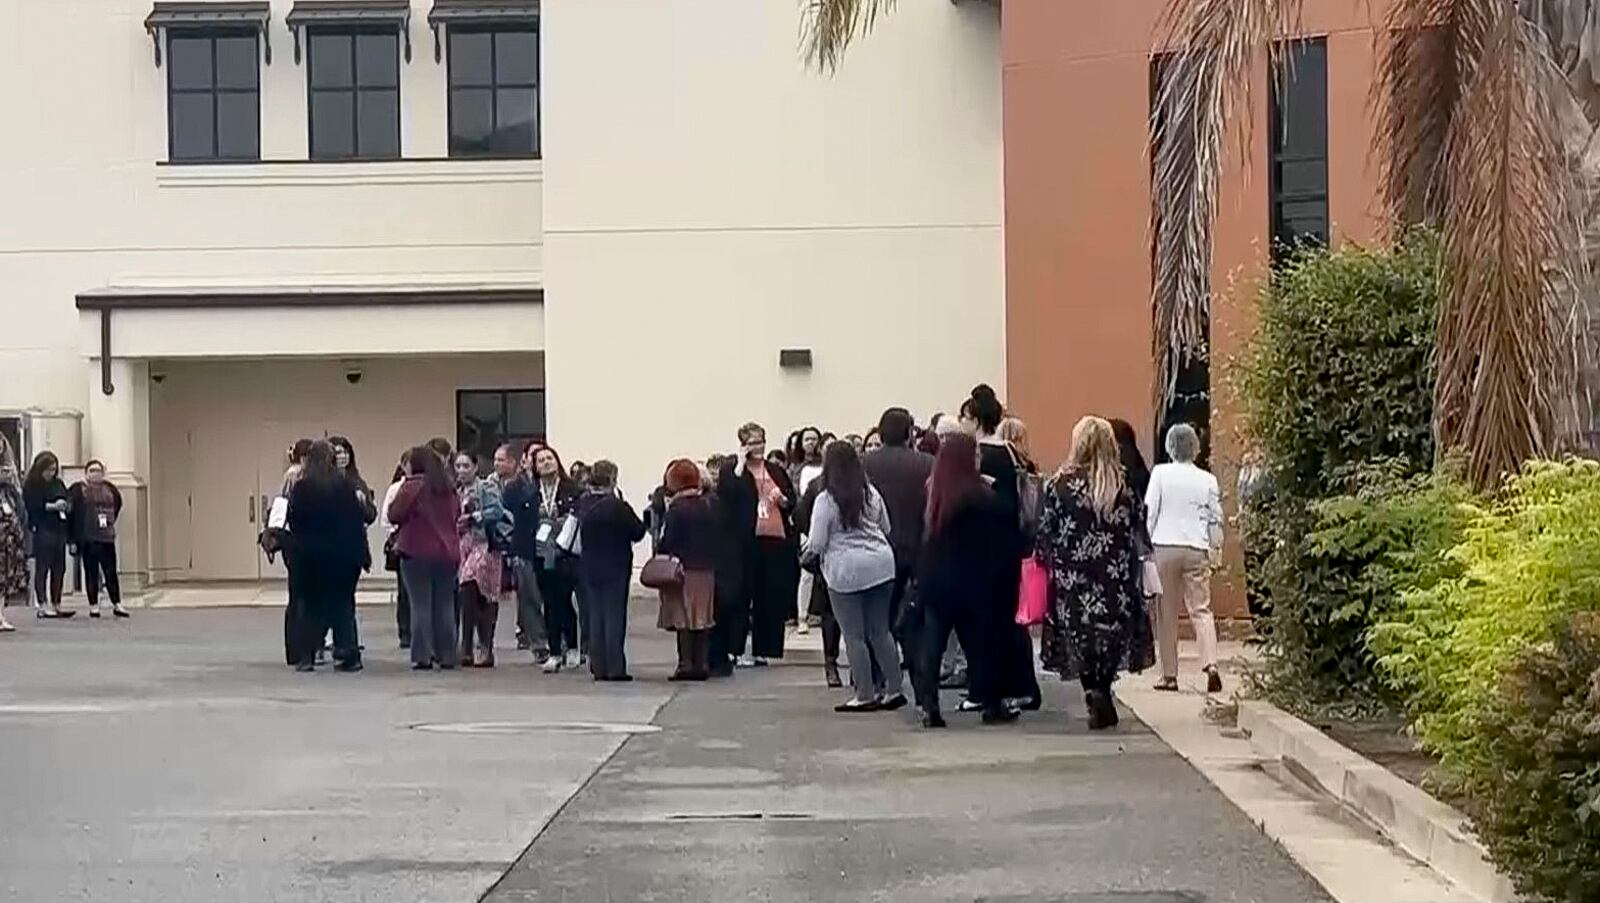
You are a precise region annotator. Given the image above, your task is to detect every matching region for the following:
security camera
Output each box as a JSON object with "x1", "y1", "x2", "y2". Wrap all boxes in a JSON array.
[
  {"x1": 344, "y1": 366, "x2": 363, "y2": 385},
  {"x1": 150, "y1": 370, "x2": 167, "y2": 384}
]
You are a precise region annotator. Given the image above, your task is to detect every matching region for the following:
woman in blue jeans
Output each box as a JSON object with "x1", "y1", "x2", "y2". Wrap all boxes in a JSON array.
[{"x1": 805, "y1": 442, "x2": 906, "y2": 713}]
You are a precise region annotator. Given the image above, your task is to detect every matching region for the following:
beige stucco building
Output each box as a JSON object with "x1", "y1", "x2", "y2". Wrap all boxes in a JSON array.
[{"x1": 0, "y1": 0, "x2": 1004, "y2": 587}]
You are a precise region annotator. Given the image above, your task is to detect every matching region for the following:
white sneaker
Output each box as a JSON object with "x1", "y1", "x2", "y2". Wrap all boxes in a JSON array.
[
  {"x1": 542, "y1": 656, "x2": 563, "y2": 674},
  {"x1": 564, "y1": 649, "x2": 582, "y2": 669},
  {"x1": 796, "y1": 621, "x2": 810, "y2": 635},
  {"x1": 735, "y1": 654, "x2": 758, "y2": 669}
]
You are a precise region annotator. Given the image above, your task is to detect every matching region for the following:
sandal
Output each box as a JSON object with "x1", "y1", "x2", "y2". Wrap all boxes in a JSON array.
[{"x1": 1153, "y1": 677, "x2": 1180, "y2": 692}]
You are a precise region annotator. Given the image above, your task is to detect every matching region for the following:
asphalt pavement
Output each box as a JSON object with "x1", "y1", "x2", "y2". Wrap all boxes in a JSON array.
[{"x1": 0, "y1": 602, "x2": 1328, "y2": 903}]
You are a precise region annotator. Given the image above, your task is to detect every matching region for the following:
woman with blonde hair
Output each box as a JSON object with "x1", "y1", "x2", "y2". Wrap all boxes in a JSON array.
[
  {"x1": 1034, "y1": 416, "x2": 1154, "y2": 729},
  {"x1": 997, "y1": 416, "x2": 1034, "y2": 471}
]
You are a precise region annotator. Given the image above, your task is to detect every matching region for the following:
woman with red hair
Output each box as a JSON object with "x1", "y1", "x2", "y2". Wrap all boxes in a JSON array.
[
  {"x1": 912, "y1": 433, "x2": 1018, "y2": 728},
  {"x1": 656, "y1": 458, "x2": 719, "y2": 680}
]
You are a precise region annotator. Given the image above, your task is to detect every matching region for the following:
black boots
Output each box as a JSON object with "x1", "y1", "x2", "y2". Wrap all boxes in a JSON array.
[{"x1": 1085, "y1": 690, "x2": 1119, "y2": 730}]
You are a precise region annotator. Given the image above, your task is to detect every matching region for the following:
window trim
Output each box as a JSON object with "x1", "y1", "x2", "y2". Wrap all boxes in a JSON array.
[
  {"x1": 304, "y1": 27, "x2": 403, "y2": 162},
  {"x1": 1269, "y1": 37, "x2": 1331, "y2": 260},
  {"x1": 455, "y1": 387, "x2": 547, "y2": 466},
  {"x1": 165, "y1": 28, "x2": 263, "y2": 163},
  {"x1": 445, "y1": 24, "x2": 540, "y2": 160}
]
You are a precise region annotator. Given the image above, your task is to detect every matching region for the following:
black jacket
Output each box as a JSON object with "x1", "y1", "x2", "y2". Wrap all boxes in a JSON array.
[
  {"x1": 863, "y1": 445, "x2": 934, "y2": 571},
  {"x1": 917, "y1": 488, "x2": 1014, "y2": 616},
  {"x1": 716, "y1": 458, "x2": 798, "y2": 545},
  {"x1": 502, "y1": 474, "x2": 542, "y2": 560},
  {"x1": 287, "y1": 474, "x2": 371, "y2": 571},
  {"x1": 659, "y1": 491, "x2": 720, "y2": 572},
  {"x1": 66, "y1": 481, "x2": 123, "y2": 545},
  {"x1": 576, "y1": 491, "x2": 646, "y2": 582},
  {"x1": 22, "y1": 477, "x2": 69, "y2": 538}
]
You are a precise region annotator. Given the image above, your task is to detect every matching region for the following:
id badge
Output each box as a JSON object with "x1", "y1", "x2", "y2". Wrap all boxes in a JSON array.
[
  {"x1": 98, "y1": 513, "x2": 110, "y2": 529},
  {"x1": 536, "y1": 522, "x2": 554, "y2": 543},
  {"x1": 757, "y1": 500, "x2": 771, "y2": 520},
  {"x1": 0, "y1": 500, "x2": 11, "y2": 516}
]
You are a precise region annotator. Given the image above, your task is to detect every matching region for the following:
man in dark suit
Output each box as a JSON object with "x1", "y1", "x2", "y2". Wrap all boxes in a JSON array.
[{"x1": 863, "y1": 408, "x2": 935, "y2": 656}]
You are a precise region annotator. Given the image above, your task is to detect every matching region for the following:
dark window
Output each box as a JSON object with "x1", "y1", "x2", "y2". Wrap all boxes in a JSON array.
[
  {"x1": 448, "y1": 27, "x2": 538, "y2": 157},
  {"x1": 1270, "y1": 39, "x2": 1330, "y2": 260},
  {"x1": 308, "y1": 30, "x2": 401, "y2": 160},
  {"x1": 457, "y1": 389, "x2": 546, "y2": 468},
  {"x1": 167, "y1": 31, "x2": 260, "y2": 161},
  {"x1": 1150, "y1": 53, "x2": 1212, "y2": 467}
]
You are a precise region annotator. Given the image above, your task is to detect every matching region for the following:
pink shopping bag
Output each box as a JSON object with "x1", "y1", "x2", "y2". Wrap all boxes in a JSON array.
[{"x1": 1016, "y1": 557, "x2": 1049, "y2": 626}]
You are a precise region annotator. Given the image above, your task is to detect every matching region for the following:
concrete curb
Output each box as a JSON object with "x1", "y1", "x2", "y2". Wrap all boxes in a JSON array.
[{"x1": 1238, "y1": 700, "x2": 1517, "y2": 903}]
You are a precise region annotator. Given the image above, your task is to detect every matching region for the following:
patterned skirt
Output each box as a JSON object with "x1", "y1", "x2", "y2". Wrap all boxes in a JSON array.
[
  {"x1": 458, "y1": 534, "x2": 507, "y2": 600},
  {"x1": 0, "y1": 512, "x2": 28, "y2": 600}
]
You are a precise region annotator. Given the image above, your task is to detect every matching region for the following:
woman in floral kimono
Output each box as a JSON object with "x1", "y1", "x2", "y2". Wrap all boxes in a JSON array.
[
  {"x1": 1034, "y1": 416, "x2": 1156, "y2": 729},
  {"x1": 454, "y1": 452, "x2": 512, "y2": 668},
  {"x1": 0, "y1": 436, "x2": 26, "y2": 631}
]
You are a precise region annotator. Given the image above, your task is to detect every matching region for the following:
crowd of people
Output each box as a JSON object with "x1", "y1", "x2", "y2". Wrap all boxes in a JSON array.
[{"x1": 0, "y1": 383, "x2": 1227, "y2": 731}]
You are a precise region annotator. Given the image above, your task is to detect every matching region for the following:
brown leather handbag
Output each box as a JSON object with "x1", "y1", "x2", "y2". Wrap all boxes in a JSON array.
[{"x1": 639, "y1": 554, "x2": 685, "y2": 590}]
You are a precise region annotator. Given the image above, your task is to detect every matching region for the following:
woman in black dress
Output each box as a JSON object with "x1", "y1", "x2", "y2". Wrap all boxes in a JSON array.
[
  {"x1": 959, "y1": 385, "x2": 1043, "y2": 712},
  {"x1": 286, "y1": 440, "x2": 369, "y2": 672},
  {"x1": 1035, "y1": 416, "x2": 1153, "y2": 729}
]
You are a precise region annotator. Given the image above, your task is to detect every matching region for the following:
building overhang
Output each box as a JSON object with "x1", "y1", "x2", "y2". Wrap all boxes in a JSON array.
[
  {"x1": 145, "y1": 2, "x2": 273, "y2": 67},
  {"x1": 285, "y1": 0, "x2": 414, "y2": 63},
  {"x1": 426, "y1": 0, "x2": 539, "y2": 61},
  {"x1": 76, "y1": 285, "x2": 545, "y2": 396}
]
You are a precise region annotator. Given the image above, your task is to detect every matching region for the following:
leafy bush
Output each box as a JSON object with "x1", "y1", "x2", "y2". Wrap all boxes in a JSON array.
[
  {"x1": 1464, "y1": 613, "x2": 1600, "y2": 902},
  {"x1": 1248, "y1": 464, "x2": 1473, "y2": 713},
  {"x1": 1234, "y1": 233, "x2": 1442, "y2": 709},
  {"x1": 1372, "y1": 459, "x2": 1600, "y2": 780}
]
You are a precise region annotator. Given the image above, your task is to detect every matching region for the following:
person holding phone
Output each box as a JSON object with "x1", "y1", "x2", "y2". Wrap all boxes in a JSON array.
[{"x1": 716, "y1": 422, "x2": 799, "y2": 668}]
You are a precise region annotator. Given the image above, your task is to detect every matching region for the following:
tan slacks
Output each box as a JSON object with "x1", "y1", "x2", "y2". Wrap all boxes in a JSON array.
[{"x1": 1153, "y1": 545, "x2": 1219, "y2": 679}]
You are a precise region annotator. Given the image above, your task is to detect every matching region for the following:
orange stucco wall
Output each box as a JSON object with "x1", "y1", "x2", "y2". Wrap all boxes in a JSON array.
[{"x1": 1001, "y1": 0, "x2": 1389, "y2": 615}]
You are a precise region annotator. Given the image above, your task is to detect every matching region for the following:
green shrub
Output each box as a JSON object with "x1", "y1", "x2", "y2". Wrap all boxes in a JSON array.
[
  {"x1": 1465, "y1": 613, "x2": 1600, "y2": 902},
  {"x1": 1235, "y1": 232, "x2": 1442, "y2": 709},
  {"x1": 1248, "y1": 464, "x2": 1473, "y2": 714},
  {"x1": 1372, "y1": 459, "x2": 1600, "y2": 781}
]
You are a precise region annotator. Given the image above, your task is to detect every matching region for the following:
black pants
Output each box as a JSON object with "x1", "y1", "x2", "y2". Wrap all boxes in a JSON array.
[
  {"x1": 708, "y1": 571, "x2": 741, "y2": 675},
  {"x1": 583, "y1": 568, "x2": 631, "y2": 679},
  {"x1": 913, "y1": 604, "x2": 996, "y2": 716},
  {"x1": 458, "y1": 581, "x2": 498, "y2": 664},
  {"x1": 33, "y1": 530, "x2": 67, "y2": 609},
  {"x1": 395, "y1": 569, "x2": 411, "y2": 645},
  {"x1": 727, "y1": 538, "x2": 794, "y2": 660},
  {"x1": 536, "y1": 563, "x2": 578, "y2": 657},
  {"x1": 289, "y1": 555, "x2": 361, "y2": 667},
  {"x1": 81, "y1": 541, "x2": 120, "y2": 608}
]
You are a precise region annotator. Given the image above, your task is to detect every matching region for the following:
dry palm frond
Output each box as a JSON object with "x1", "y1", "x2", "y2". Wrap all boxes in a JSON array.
[
  {"x1": 801, "y1": 0, "x2": 896, "y2": 73},
  {"x1": 1151, "y1": 0, "x2": 1304, "y2": 410},
  {"x1": 1435, "y1": 1, "x2": 1586, "y2": 488},
  {"x1": 1374, "y1": 0, "x2": 1497, "y2": 224}
]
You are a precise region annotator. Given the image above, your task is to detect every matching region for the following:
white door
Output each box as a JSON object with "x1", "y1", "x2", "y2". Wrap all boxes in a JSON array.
[{"x1": 187, "y1": 425, "x2": 264, "y2": 580}]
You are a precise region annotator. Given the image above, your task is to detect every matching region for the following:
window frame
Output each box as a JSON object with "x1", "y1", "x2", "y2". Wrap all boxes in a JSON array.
[
  {"x1": 305, "y1": 26, "x2": 403, "y2": 162},
  {"x1": 165, "y1": 28, "x2": 262, "y2": 162},
  {"x1": 445, "y1": 24, "x2": 539, "y2": 159},
  {"x1": 455, "y1": 388, "x2": 547, "y2": 469},
  {"x1": 1269, "y1": 37, "x2": 1331, "y2": 260}
]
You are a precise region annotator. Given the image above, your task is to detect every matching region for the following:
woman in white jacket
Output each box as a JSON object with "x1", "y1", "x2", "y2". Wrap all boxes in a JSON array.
[{"x1": 1145, "y1": 423, "x2": 1224, "y2": 693}]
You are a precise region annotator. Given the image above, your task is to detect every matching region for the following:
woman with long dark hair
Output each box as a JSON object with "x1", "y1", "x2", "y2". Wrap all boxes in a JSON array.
[
  {"x1": 805, "y1": 441, "x2": 904, "y2": 713},
  {"x1": 67, "y1": 460, "x2": 127, "y2": 618},
  {"x1": 913, "y1": 433, "x2": 1017, "y2": 727},
  {"x1": 1109, "y1": 419, "x2": 1151, "y2": 500},
  {"x1": 531, "y1": 444, "x2": 583, "y2": 673},
  {"x1": 454, "y1": 450, "x2": 512, "y2": 668},
  {"x1": 22, "y1": 451, "x2": 74, "y2": 619},
  {"x1": 329, "y1": 436, "x2": 379, "y2": 527},
  {"x1": 387, "y1": 445, "x2": 462, "y2": 670},
  {"x1": 1036, "y1": 417, "x2": 1153, "y2": 728},
  {"x1": 286, "y1": 440, "x2": 368, "y2": 672},
  {"x1": 959, "y1": 385, "x2": 1042, "y2": 712}
]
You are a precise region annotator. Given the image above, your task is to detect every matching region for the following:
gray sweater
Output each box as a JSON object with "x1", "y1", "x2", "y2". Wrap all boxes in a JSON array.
[{"x1": 804, "y1": 486, "x2": 896, "y2": 594}]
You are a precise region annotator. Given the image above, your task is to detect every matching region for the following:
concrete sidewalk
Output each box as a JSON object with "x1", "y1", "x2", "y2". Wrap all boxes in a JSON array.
[{"x1": 1118, "y1": 643, "x2": 1477, "y2": 903}]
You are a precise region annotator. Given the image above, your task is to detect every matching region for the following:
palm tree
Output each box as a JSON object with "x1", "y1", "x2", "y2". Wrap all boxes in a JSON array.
[{"x1": 803, "y1": 0, "x2": 1598, "y2": 489}]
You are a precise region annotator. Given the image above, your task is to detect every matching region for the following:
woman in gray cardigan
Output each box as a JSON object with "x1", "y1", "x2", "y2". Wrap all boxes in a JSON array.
[{"x1": 805, "y1": 442, "x2": 906, "y2": 713}]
